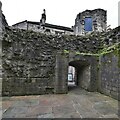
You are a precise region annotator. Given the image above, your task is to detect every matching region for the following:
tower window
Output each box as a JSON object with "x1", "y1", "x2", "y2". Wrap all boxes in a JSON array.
[{"x1": 84, "y1": 17, "x2": 92, "y2": 31}]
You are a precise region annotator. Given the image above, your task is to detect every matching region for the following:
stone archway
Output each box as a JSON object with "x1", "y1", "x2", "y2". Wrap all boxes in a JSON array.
[
  {"x1": 54, "y1": 52, "x2": 99, "y2": 94},
  {"x1": 68, "y1": 60, "x2": 91, "y2": 91}
]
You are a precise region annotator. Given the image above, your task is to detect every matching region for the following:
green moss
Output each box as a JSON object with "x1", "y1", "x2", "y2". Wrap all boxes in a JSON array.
[
  {"x1": 116, "y1": 45, "x2": 120, "y2": 68},
  {"x1": 75, "y1": 52, "x2": 99, "y2": 56},
  {"x1": 64, "y1": 44, "x2": 119, "y2": 57},
  {"x1": 98, "y1": 43, "x2": 120, "y2": 68},
  {"x1": 63, "y1": 50, "x2": 69, "y2": 54},
  {"x1": 76, "y1": 51, "x2": 81, "y2": 55},
  {"x1": 98, "y1": 43, "x2": 119, "y2": 56}
]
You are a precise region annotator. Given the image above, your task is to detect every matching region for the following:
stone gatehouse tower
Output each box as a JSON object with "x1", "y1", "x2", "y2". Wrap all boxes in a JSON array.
[{"x1": 74, "y1": 9, "x2": 107, "y2": 35}]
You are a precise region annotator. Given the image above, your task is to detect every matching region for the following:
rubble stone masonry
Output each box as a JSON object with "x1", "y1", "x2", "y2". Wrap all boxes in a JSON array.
[
  {"x1": 0, "y1": 3, "x2": 119, "y2": 100},
  {"x1": 1, "y1": 26, "x2": 120, "y2": 100}
]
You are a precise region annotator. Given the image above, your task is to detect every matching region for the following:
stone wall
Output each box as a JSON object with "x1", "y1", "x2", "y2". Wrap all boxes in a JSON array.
[
  {"x1": 74, "y1": 9, "x2": 107, "y2": 35},
  {"x1": 69, "y1": 53, "x2": 98, "y2": 92},
  {"x1": 0, "y1": 3, "x2": 2, "y2": 119},
  {"x1": 2, "y1": 28, "x2": 101, "y2": 96},
  {"x1": 27, "y1": 22, "x2": 73, "y2": 35},
  {"x1": 0, "y1": 1, "x2": 2, "y2": 97},
  {"x1": 78, "y1": 65, "x2": 91, "y2": 90},
  {"x1": 2, "y1": 25, "x2": 120, "y2": 99},
  {"x1": 2, "y1": 29, "x2": 56, "y2": 96},
  {"x1": 98, "y1": 48, "x2": 120, "y2": 100},
  {"x1": 13, "y1": 21, "x2": 74, "y2": 35},
  {"x1": 12, "y1": 21, "x2": 28, "y2": 30}
]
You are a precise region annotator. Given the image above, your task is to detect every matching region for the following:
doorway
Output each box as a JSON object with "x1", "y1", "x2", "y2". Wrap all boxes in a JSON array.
[
  {"x1": 54, "y1": 53, "x2": 98, "y2": 94},
  {"x1": 68, "y1": 60, "x2": 91, "y2": 91},
  {"x1": 68, "y1": 66, "x2": 76, "y2": 86}
]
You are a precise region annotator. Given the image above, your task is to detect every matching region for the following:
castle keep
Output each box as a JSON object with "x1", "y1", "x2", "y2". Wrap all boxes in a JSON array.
[{"x1": 0, "y1": 1, "x2": 120, "y2": 100}]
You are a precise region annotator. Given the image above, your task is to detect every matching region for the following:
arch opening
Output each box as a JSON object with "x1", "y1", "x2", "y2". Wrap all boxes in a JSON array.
[
  {"x1": 68, "y1": 60, "x2": 91, "y2": 91},
  {"x1": 68, "y1": 66, "x2": 76, "y2": 86}
]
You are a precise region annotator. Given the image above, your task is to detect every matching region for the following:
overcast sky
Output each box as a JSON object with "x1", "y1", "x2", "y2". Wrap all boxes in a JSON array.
[{"x1": 0, "y1": 0, "x2": 119, "y2": 28}]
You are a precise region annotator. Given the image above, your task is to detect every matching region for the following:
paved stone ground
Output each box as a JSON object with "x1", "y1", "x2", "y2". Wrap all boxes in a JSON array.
[{"x1": 1, "y1": 87, "x2": 119, "y2": 118}]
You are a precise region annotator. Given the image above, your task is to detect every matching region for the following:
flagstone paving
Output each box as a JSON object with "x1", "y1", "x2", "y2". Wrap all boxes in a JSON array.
[{"x1": 1, "y1": 87, "x2": 119, "y2": 118}]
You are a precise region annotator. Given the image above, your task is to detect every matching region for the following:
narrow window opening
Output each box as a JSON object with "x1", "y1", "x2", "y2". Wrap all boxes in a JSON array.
[{"x1": 84, "y1": 17, "x2": 92, "y2": 31}]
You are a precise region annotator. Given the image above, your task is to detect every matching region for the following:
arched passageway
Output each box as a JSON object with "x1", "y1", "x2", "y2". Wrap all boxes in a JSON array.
[
  {"x1": 54, "y1": 53, "x2": 98, "y2": 94},
  {"x1": 68, "y1": 60, "x2": 91, "y2": 91}
]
